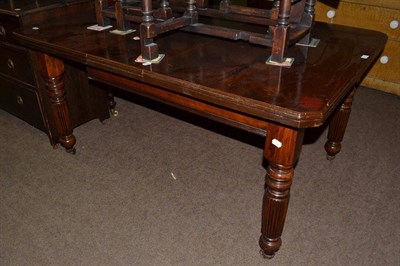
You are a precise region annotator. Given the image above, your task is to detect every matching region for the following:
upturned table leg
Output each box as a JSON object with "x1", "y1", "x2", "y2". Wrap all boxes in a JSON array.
[
  {"x1": 35, "y1": 52, "x2": 76, "y2": 154},
  {"x1": 140, "y1": 0, "x2": 159, "y2": 60},
  {"x1": 324, "y1": 88, "x2": 356, "y2": 160},
  {"x1": 259, "y1": 123, "x2": 304, "y2": 258},
  {"x1": 270, "y1": 0, "x2": 291, "y2": 63}
]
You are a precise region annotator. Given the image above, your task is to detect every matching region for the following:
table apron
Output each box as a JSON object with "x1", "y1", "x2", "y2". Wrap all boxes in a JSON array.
[{"x1": 87, "y1": 66, "x2": 270, "y2": 136}]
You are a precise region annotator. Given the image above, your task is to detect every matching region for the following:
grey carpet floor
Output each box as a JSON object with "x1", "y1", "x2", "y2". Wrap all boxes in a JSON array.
[{"x1": 0, "y1": 87, "x2": 399, "y2": 266}]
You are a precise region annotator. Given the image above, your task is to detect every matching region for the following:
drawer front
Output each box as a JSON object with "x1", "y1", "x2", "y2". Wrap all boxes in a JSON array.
[
  {"x1": 0, "y1": 14, "x2": 19, "y2": 43},
  {"x1": 0, "y1": 43, "x2": 35, "y2": 85},
  {"x1": 0, "y1": 75, "x2": 45, "y2": 130}
]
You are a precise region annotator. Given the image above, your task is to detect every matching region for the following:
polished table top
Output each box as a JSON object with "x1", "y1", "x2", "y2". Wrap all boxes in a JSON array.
[{"x1": 14, "y1": 21, "x2": 387, "y2": 128}]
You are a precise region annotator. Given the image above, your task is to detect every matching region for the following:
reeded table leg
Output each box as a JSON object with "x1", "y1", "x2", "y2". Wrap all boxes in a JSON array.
[
  {"x1": 34, "y1": 52, "x2": 76, "y2": 153},
  {"x1": 324, "y1": 88, "x2": 356, "y2": 160},
  {"x1": 259, "y1": 123, "x2": 304, "y2": 258}
]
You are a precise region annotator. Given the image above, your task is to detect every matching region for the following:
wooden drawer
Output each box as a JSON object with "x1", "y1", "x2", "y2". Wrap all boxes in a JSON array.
[
  {"x1": 0, "y1": 14, "x2": 19, "y2": 42},
  {"x1": 0, "y1": 74, "x2": 45, "y2": 130},
  {"x1": 0, "y1": 42, "x2": 35, "y2": 85}
]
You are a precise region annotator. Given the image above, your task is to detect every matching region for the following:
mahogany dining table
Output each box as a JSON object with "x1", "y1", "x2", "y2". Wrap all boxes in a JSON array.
[{"x1": 13, "y1": 18, "x2": 387, "y2": 258}]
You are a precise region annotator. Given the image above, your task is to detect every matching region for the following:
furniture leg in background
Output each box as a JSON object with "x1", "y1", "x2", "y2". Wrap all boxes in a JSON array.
[
  {"x1": 34, "y1": 51, "x2": 76, "y2": 154},
  {"x1": 106, "y1": 91, "x2": 118, "y2": 116},
  {"x1": 325, "y1": 88, "x2": 356, "y2": 160}
]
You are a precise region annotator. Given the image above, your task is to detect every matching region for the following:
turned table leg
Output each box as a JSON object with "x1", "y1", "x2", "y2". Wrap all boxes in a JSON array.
[
  {"x1": 259, "y1": 123, "x2": 304, "y2": 258},
  {"x1": 324, "y1": 88, "x2": 356, "y2": 160},
  {"x1": 140, "y1": 0, "x2": 159, "y2": 60},
  {"x1": 270, "y1": 0, "x2": 291, "y2": 63},
  {"x1": 34, "y1": 52, "x2": 76, "y2": 154}
]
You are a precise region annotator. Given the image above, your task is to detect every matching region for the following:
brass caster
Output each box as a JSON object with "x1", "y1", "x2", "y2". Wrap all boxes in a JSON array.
[
  {"x1": 110, "y1": 109, "x2": 119, "y2": 117},
  {"x1": 259, "y1": 249, "x2": 275, "y2": 259},
  {"x1": 326, "y1": 154, "x2": 336, "y2": 161},
  {"x1": 67, "y1": 147, "x2": 76, "y2": 154}
]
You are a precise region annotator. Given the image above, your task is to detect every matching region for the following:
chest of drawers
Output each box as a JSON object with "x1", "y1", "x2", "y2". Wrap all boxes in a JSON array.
[{"x1": 0, "y1": 0, "x2": 110, "y2": 146}]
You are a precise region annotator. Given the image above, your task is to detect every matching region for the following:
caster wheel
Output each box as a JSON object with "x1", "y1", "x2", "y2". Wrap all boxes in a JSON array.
[
  {"x1": 110, "y1": 109, "x2": 119, "y2": 117},
  {"x1": 260, "y1": 249, "x2": 275, "y2": 259},
  {"x1": 67, "y1": 147, "x2": 76, "y2": 154},
  {"x1": 326, "y1": 154, "x2": 336, "y2": 161}
]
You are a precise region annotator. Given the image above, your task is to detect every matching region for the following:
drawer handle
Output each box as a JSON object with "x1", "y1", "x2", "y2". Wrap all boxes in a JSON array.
[
  {"x1": 17, "y1": 96, "x2": 24, "y2": 105},
  {"x1": 0, "y1": 26, "x2": 5, "y2": 36},
  {"x1": 7, "y1": 59, "x2": 14, "y2": 69}
]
